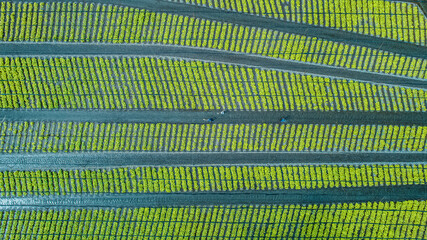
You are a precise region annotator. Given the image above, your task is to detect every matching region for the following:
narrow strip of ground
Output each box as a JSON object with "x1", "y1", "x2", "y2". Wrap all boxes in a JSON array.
[
  {"x1": 420, "y1": 2, "x2": 427, "y2": 15},
  {"x1": 0, "y1": 43, "x2": 425, "y2": 89},
  {"x1": 18, "y1": 0, "x2": 427, "y2": 59},
  {"x1": 411, "y1": 0, "x2": 427, "y2": 15},
  {"x1": 0, "y1": 152, "x2": 424, "y2": 171},
  {"x1": 0, "y1": 185, "x2": 425, "y2": 209},
  {"x1": 2, "y1": 109, "x2": 426, "y2": 125}
]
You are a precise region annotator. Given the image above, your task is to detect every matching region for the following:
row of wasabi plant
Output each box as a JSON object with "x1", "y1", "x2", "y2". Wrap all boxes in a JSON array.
[
  {"x1": 0, "y1": 122, "x2": 425, "y2": 153},
  {"x1": 0, "y1": 2, "x2": 426, "y2": 78},
  {"x1": 0, "y1": 56, "x2": 426, "y2": 111},
  {"x1": 170, "y1": 0, "x2": 427, "y2": 46},
  {"x1": 0, "y1": 164, "x2": 425, "y2": 196},
  {"x1": 0, "y1": 202, "x2": 426, "y2": 239}
]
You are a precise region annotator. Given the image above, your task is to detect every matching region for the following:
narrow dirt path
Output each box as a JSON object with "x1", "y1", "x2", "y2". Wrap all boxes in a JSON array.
[{"x1": 1, "y1": 185, "x2": 425, "y2": 208}]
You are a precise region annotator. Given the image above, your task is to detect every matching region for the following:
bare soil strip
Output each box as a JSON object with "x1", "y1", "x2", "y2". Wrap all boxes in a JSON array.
[
  {"x1": 0, "y1": 152, "x2": 425, "y2": 171},
  {"x1": 0, "y1": 185, "x2": 425, "y2": 208},
  {"x1": 1, "y1": 109, "x2": 426, "y2": 125}
]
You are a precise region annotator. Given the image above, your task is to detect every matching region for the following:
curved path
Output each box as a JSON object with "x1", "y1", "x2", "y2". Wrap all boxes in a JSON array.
[
  {"x1": 0, "y1": 185, "x2": 425, "y2": 208},
  {"x1": 19, "y1": 0, "x2": 427, "y2": 59},
  {"x1": 0, "y1": 152, "x2": 425, "y2": 171},
  {"x1": 1, "y1": 42, "x2": 425, "y2": 89},
  {"x1": 411, "y1": 0, "x2": 427, "y2": 15}
]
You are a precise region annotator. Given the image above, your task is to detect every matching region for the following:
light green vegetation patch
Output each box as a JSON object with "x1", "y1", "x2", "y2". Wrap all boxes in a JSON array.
[
  {"x1": 0, "y1": 56, "x2": 426, "y2": 111},
  {"x1": 0, "y1": 122, "x2": 425, "y2": 153},
  {"x1": 0, "y1": 201, "x2": 426, "y2": 239},
  {"x1": 0, "y1": 164, "x2": 426, "y2": 196},
  {"x1": 0, "y1": 2, "x2": 425, "y2": 78},
  {"x1": 170, "y1": 0, "x2": 427, "y2": 46}
]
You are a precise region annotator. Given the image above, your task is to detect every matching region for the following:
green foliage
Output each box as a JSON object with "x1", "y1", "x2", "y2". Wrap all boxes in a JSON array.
[
  {"x1": 0, "y1": 164, "x2": 426, "y2": 196},
  {"x1": 171, "y1": 0, "x2": 427, "y2": 46},
  {"x1": 0, "y1": 56, "x2": 426, "y2": 111},
  {"x1": 0, "y1": 202, "x2": 426, "y2": 239},
  {"x1": 0, "y1": 121, "x2": 425, "y2": 153},
  {"x1": 0, "y1": 2, "x2": 425, "y2": 78}
]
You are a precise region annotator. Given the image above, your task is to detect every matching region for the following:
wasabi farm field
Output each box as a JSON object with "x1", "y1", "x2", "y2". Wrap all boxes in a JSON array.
[{"x1": 0, "y1": 0, "x2": 426, "y2": 239}]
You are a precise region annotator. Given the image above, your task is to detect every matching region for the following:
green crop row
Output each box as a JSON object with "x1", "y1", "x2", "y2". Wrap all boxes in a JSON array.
[
  {"x1": 0, "y1": 201, "x2": 426, "y2": 239},
  {"x1": 170, "y1": 0, "x2": 427, "y2": 46},
  {"x1": 0, "y1": 164, "x2": 425, "y2": 197},
  {"x1": 0, "y1": 2, "x2": 425, "y2": 78},
  {"x1": 0, "y1": 122, "x2": 425, "y2": 153},
  {"x1": 1, "y1": 56, "x2": 425, "y2": 111}
]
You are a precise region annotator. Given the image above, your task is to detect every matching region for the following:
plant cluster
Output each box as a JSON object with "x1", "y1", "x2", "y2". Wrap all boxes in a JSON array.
[
  {"x1": 0, "y1": 56, "x2": 426, "y2": 111},
  {"x1": 170, "y1": 0, "x2": 427, "y2": 46},
  {"x1": 0, "y1": 2, "x2": 425, "y2": 78},
  {"x1": 0, "y1": 121, "x2": 425, "y2": 153},
  {"x1": 0, "y1": 164, "x2": 425, "y2": 197},
  {"x1": 0, "y1": 202, "x2": 425, "y2": 239}
]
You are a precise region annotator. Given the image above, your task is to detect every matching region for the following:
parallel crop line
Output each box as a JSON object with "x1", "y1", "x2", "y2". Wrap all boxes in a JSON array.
[
  {"x1": 0, "y1": 202, "x2": 426, "y2": 239},
  {"x1": 0, "y1": 164, "x2": 426, "y2": 197},
  {"x1": 167, "y1": 0, "x2": 427, "y2": 46},
  {"x1": 0, "y1": 56, "x2": 426, "y2": 111},
  {"x1": 0, "y1": 43, "x2": 425, "y2": 89},
  {"x1": 1, "y1": 1, "x2": 426, "y2": 80},
  {"x1": 9, "y1": 0, "x2": 426, "y2": 59},
  {"x1": 0, "y1": 121, "x2": 425, "y2": 153}
]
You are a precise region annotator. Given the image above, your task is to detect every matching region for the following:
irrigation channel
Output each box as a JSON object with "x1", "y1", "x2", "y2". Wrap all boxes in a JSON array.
[
  {"x1": 16, "y1": 0, "x2": 427, "y2": 60},
  {"x1": 0, "y1": 185, "x2": 425, "y2": 209},
  {"x1": 1, "y1": 43, "x2": 426, "y2": 89}
]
